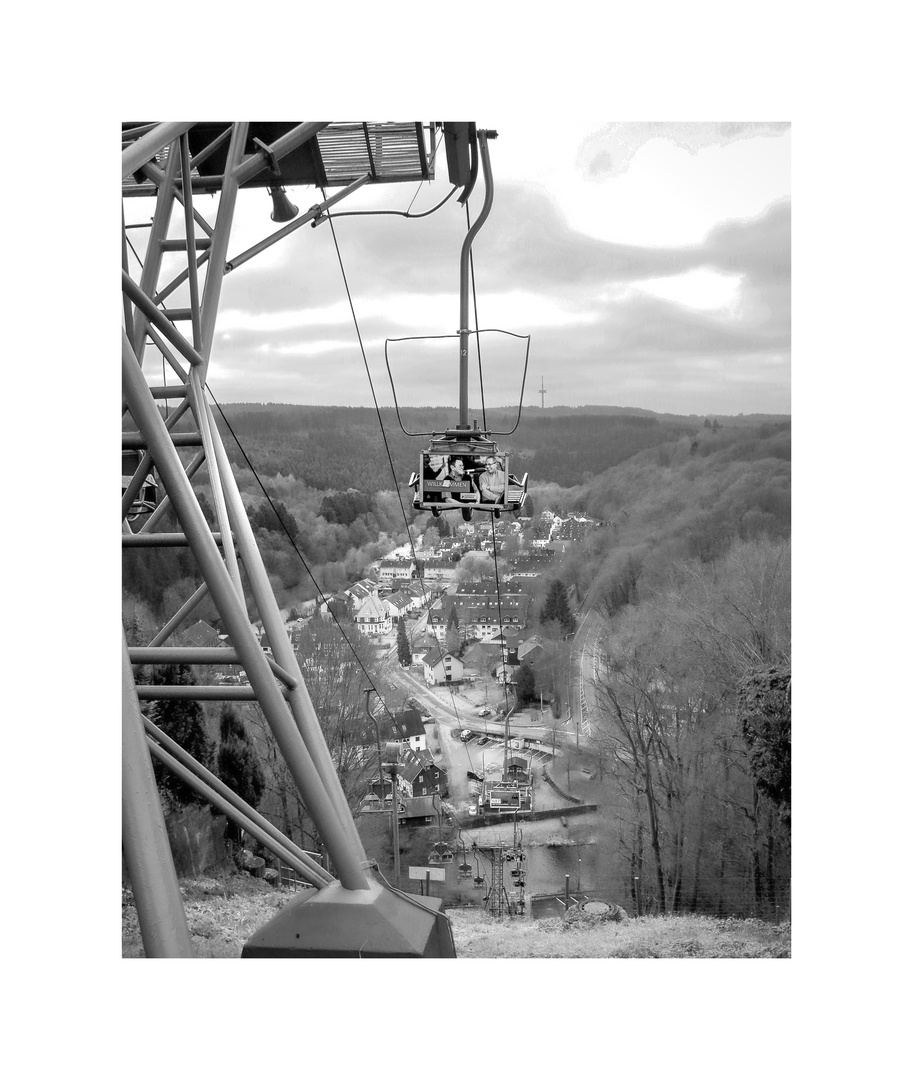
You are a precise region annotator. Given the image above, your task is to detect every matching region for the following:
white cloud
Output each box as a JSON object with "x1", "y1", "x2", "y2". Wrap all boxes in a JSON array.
[
  {"x1": 634, "y1": 268, "x2": 744, "y2": 311},
  {"x1": 133, "y1": 122, "x2": 790, "y2": 416}
]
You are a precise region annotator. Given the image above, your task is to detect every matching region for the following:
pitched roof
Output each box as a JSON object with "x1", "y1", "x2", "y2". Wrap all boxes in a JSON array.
[
  {"x1": 401, "y1": 751, "x2": 436, "y2": 779},
  {"x1": 395, "y1": 710, "x2": 425, "y2": 737},
  {"x1": 416, "y1": 556, "x2": 456, "y2": 570},
  {"x1": 460, "y1": 642, "x2": 501, "y2": 667},
  {"x1": 182, "y1": 620, "x2": 222, "y2": 647},
  {"x1": 518, "y1": 636, "x2": 544, "y2": 660},
  {"x1": 420, "y1": 649, "x2": 461, "y2": 668},
  {"x1": 430, "y1": 593, "x2": 530, "y2": 626},
  {"x1": 355, "y1": 594, "x2": 389, "y2": 621},
  {"x1": 400, "y1": 795, "x2": 438, "y2": 819}
]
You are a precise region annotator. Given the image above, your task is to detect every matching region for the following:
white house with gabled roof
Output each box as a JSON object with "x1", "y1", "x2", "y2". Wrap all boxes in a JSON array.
[
  {"x1": 354, "y1": 594, "x2": 392, "y2": 636},
  {"x1": 384, "y1": 592, "x2": 414, "y2": 624},
  {"x1": 420, "y1": 649, "x2": 464, "y2": 686}
]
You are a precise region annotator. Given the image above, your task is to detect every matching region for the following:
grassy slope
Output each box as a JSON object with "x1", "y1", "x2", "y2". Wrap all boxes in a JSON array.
[{"x1": 122, "y1": 874, "x2": 790, "y2": 959}]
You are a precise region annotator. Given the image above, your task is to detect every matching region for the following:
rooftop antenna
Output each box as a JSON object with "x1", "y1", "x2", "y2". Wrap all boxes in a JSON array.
[{"x1": 539, "y1": 376, "x2": 547, "y2": 410}]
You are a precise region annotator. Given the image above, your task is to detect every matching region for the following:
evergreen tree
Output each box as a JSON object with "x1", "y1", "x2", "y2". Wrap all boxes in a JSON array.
[
  {"x1": 251, "y1": 499, "x2": 299, "y2": 540},
  {"x1": 445, "y1": 605, "x2": 462, "y2": 656},
  {"x1": 516, "y1": 663, "x2": 537, "y2": 706},
  {"x1": 217, "y1": 705, "x2": 265, "y2": 843},
  {"x1": 148, "y1": 664, "x2": 214, "y2": 809},
  {"x1": 541, "y1": 579, "x2": 576, "y2": 636},
  {"x1": 396, "y1": 618, "x2": 412, "y2": 667},
  {"x1": 737, "y1": 666, "x2": 791, "y2": 822}
]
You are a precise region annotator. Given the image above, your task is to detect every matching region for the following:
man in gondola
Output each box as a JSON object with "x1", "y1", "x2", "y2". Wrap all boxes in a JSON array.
[
  {"x1": 478, "y1": 455, "x2": 506, "y2": 502},
  {"x1": 442, "y1": 457, "x2": 478, "y2": 505}
]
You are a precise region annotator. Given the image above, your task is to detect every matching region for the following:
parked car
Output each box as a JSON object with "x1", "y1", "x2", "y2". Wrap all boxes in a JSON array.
[
  {"x1": 478, "y1": 736, "x2": 489, "y2": 745},
  {"x1": 459, "y1": 729, "x2": 473, "y2": 742}
]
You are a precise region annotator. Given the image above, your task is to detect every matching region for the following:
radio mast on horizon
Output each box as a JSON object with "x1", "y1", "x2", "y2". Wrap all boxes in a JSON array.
[{"x1": 539, "y1": 376, "x2": 547, "y2": 410}]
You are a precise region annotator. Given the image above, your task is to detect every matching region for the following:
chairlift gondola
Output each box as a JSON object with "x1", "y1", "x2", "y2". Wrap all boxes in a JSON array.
[
  {"x1": 385, "y1": 127, "x2": 530, "y2": 522},
  {"x1": 409, "y1": 439, "x2": 528, "y2": 521},
  {"x1": 432, "y1": 841, "x2": 454, "y2": 863}
]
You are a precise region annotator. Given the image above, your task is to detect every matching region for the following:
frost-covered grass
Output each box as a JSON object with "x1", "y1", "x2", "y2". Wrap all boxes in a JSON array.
[
  {"x1": 122, "y1": 874, "x2": 790, "y2": 958},
  {"x1": 449, "y1": 908, "x2": 790, "y2": 958},
  {"x1": 122, "y1": 873, "x2": 291, "y2": 958}
]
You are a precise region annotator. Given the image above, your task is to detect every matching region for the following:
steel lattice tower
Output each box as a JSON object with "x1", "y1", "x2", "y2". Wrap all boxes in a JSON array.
[{"x1": 121, "y1": 121, "x2": 480, "y2": 957}]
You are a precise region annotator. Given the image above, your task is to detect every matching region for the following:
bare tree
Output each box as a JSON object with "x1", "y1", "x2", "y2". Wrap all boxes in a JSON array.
[
  {"x1": 590, "y1": 583, "x2": 787, "y2": 917},
  {"x1": 247, "y1": 618, "x2": 394, "y2": 856}
]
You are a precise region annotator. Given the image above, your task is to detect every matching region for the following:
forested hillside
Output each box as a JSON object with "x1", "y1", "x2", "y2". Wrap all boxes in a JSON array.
[
  {"x1": 124, "y1": 403, "x2": 790, "y2": 633},
  {"x1": 526, "y1": 421, "x2": 792, "y2": 919},
  {"x1": 556, "y1": 420, "x2": 790, "y2": 604},
  {"x1": 124, "y1": 402, "x2": 791, "y2": 918},
  {"x1": 209, "y1": 404, "x2": 707, "y2": 489}
]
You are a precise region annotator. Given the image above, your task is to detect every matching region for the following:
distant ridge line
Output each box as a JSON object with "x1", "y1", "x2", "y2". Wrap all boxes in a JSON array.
[{"x1": 218, "y1": 402, "x2": 790, "y2": 424}]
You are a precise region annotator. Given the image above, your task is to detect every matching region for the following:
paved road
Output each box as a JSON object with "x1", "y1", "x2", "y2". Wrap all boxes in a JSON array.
[
  {"x1": 568, "y1": 600, "x2": 606, "y2": 739},
  {"x1": 391, "y1": 664, "x2": 477, "y2": 725}
]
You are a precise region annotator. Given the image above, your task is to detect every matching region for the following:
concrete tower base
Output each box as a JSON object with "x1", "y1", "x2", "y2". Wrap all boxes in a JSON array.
[{"x1": 241, "y1": 878, "x2": 456, "y2": 958}]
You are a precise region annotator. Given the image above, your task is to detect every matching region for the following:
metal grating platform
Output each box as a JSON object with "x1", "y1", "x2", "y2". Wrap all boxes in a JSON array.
[{"x1": 122, "y1": 121, "x2": 432, "y2": 195}]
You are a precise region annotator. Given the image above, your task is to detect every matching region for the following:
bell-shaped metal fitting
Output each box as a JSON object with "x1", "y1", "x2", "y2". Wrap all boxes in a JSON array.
[{"x1": 268, "y1": 185, "x2": 299, "y2": 222}]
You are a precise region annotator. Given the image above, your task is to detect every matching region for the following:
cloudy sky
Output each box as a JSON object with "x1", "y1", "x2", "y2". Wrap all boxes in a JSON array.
[{"x1": 128, "y1": 121, "x2": 790, "y2": 417}]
